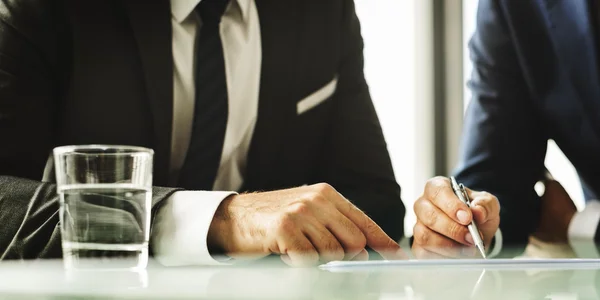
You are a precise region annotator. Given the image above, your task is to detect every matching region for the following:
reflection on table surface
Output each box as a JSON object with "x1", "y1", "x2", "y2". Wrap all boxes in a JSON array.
[{"x1": 0, "y1": 256, "x2": 598, "y2": 300}]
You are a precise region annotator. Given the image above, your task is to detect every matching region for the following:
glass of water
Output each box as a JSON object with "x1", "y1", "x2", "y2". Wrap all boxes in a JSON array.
[{"x1": 53, "y1": 145, "x2": 153, "y2": 270}]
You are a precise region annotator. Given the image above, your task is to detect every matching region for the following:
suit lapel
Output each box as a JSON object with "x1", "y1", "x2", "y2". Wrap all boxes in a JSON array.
[
  {"x1": 245, "y1": 0, "x2": 301, "y2": 190},
  {"x1": 541, "y1": 0, "x2": 600, "y2": 139},
  {"x1": 123, "y1": 0, "x2": 173, "y2": 186}
]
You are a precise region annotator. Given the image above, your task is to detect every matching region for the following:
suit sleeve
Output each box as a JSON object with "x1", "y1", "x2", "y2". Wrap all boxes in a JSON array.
[
  {"x1": 0, "y1": 176, "x2": 180, "y2": 260},
  {"x1": 0, "y1": 0, "x2": 64, "y2": 259},
  {"x1": 0, "y1": 1, "x2": 181, "y2": 260},
  {"x1": 318, "y1": 0, "x2": 405, "y2": 243},
  {"x1": 453, "y1": 0, "x2": 548, "y2": 256}
]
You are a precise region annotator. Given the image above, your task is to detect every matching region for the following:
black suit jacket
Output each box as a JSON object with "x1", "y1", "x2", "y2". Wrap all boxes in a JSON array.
[{"x1": 0, "y1": 0, "x2": 404, "y2": 260}]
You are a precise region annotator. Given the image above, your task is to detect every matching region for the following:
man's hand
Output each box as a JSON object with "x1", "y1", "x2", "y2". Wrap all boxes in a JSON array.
[
  {"x1": 207, "y1": 183, "x2": 405, "y2": 266},
  {"x1": 412, "y1": 177, "x2": 500, "y2": 259},
  {"x1": 533, "y1": 179, "x2": 577, "y2": 243}
]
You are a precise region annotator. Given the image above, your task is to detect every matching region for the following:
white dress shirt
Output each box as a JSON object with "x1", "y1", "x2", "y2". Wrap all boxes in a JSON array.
[
  {"x1": 151, "y1": 0, "x2": 262, "y2": 266},
  {"x1": 569, "y1": 201, "x2": 600, "y2": 257},
  {"x1": 488, "y1": 199, "x2": 600, "y2": 259}
]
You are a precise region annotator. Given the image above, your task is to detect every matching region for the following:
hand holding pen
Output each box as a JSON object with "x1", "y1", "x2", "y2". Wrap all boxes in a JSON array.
[
  {"x1": 412, "y1": 177, "x2": 501, "y2": 259},
  {"x1": 450, "y1": 176, "x2": 487, "y2": 258}
]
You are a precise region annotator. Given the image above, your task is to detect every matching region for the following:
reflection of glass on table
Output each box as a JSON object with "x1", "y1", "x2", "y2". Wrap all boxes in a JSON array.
[
  {"x1": 65, "y1": 268, "x2": 149, "y2": 291},
  {"x1": 53, "y1": 145, "x2": 153, "y2": 270}
]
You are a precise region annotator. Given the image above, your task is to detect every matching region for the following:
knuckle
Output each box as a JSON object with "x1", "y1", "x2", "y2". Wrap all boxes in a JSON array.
[
  {"x1": 448, "y1": 222, "x2": 466, "y2": 240},
  {"x1": 482, "y1": 192, "x2": 495, "y2": 201},
  {"x1": 413, "y1": 223, "x2": 430, "y2": 245},
  {"x1": 426, "y1": 176, "x2": 448, "y2": 189},
  {"x1": 413, "y1": 197, "x2": 425, "y2": 211},
  {"x1": 292, "y1": 239, "x2": 311, "y2": 252},
  {"x1": 490, "y1": 194, "x2": 500, "y2": 210},
  {"x1": 309, "y1": 192, "x2": 329, "y2": 206},
  {"x1": 289, "y1": 202, "x2": 311, "y2": 216},
  {"x1": 425, "y1": 177, "x2": 450, "y2": 203},
  {"x1": 364, "y1": 217, "x2": 384, "y2": 238},
  {"x1": 277, "y1": 214, "x2": 297, "y2": 234},
  {"x1": 421, "y1": 206, "x2": 438, "y2": 228},
  {"x1": 474, "y1": 192, "x2": 500, "y2": 213},
  {"x1": 314, "y1": 182, "x2": 335, "y2": 194}
]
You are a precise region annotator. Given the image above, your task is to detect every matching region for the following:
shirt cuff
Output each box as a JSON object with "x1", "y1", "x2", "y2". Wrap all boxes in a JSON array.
[
  {"x1": 487, "y1": 228, "x2": 502, "y2": 258},
  {"x1": 568, "y1": 201, "x2": 600, "y2": 258},
  {"x1": 151, "y1": 190, "x2": 237, "y2": 266}
]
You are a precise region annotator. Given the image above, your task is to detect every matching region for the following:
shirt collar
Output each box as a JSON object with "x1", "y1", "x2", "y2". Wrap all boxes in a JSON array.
[{"x1": 171, "y1": 0, "x2": 251, "y2": 24}]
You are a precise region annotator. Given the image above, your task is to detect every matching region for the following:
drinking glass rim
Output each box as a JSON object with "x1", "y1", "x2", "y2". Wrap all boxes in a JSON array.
[{"x1": 53, "y1": 145, "x2": 154, "y2": 157}]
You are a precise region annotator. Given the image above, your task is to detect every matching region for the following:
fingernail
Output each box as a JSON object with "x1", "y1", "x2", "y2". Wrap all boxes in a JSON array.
[
  {"x1": 457, "y1": 210, "x2": 469, "y2": 224},
  {"x1": 465, "y1": 233, "x2": 474, "y2": 245}
]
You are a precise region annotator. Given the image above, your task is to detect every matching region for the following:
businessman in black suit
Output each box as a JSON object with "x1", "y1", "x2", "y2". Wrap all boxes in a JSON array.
[{"x1": 0, "y1": 0, "x2": 406, "y2": 266}]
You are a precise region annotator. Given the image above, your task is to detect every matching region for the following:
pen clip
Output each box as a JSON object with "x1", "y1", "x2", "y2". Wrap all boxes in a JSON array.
[
  {"x1": 450, "y1": 177, "x2": 469, "y2": 206},
  {"x1": 458, "y1": 183, "x2": 471, "y2": 204}
]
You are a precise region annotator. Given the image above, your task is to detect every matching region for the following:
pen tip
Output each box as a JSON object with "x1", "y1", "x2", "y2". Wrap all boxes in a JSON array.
[{"x1": 479, "y1": 247, "x2": 487, "y2": 259}]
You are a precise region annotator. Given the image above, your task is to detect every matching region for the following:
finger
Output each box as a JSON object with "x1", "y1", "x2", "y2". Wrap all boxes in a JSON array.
[
  {"x1": 468, "y1": 191, "x2": 500, "y2": 225},
  {"x1": 413, "y1": 222, "x2": 476, "y2": 258},
  {"x1": 316, "y1": 185, "x2": 403, "y2": 260},
  {"x1": 414, "y1": 197, "x2": 472, "y2": 246},
  {"x1": 425, "y1": 177, "x2": 471, "y2": 225},
  {"x1": 334, "y1": 199, "x2": 403, "y2": 260},
  {"x1": 302, "y1": 220, "x2": 345, "y2": 263},
  {"x1": 280, "y1": 254, "x2": 292, "y2": 265},
  {"x1": 351, "y1": 249, "x2": 369, "y2": 261},
  {"x1": 412, "y1": 244, "x2": 452, "y2": 260},
  {"x1": 322, "y1": 210, "x2": 367, "y2": 260},
  {"x1": 278, "y1": 231, "x2": 320, "y2": 267}
]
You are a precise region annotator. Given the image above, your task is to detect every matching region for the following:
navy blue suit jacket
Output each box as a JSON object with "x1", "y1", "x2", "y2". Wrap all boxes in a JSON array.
[{"x1": 455, "y1": 0, "x2": 600, "y2": 254}]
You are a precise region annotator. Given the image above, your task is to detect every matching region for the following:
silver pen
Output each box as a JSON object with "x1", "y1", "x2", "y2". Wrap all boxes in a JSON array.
[{"x1": 450, "y1": 176, "x2": 487, "y2": 259}]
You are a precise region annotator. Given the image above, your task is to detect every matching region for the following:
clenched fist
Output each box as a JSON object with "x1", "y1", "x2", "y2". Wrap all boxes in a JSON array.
[{"x1": 412, "y1": 177, "x2": 500, "y2": 259}]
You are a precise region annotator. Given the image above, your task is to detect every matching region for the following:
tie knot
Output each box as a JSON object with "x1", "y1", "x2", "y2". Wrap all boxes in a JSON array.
[{"x1": 197, "y1": 0, "x2": 231, "y2": 25}]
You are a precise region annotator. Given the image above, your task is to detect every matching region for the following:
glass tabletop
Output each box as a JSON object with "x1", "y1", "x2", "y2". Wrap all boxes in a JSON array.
[{"x1": 0, "y1": 257, "x2": 598, "y2": 300}]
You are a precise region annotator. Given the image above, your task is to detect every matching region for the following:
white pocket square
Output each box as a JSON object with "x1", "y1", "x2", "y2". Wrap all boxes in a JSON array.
[{"x1": 296, "y1": 76, "x2": 338, "y2": 115}]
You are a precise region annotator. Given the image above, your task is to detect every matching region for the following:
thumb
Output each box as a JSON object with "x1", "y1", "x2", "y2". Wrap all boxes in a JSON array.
[
  {"x1": 467, "y1": 190, "x2": 500, "y2": 226},
  {"x1": 470, "y1": 203, "x2": 499, "y2": 246},
  {"x1": 471, "y1": 203, "x2": 488, "y2": 224}
]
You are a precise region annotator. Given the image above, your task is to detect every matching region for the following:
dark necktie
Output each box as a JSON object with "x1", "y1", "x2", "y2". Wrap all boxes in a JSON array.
[{"x1": 178, "y1": 0, "x2": 230, "y2": 190}]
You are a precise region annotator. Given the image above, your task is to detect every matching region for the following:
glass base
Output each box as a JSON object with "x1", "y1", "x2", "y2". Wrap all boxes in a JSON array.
[{"x1": 62, "y1": 242, "x2": 148, "y2": 270}]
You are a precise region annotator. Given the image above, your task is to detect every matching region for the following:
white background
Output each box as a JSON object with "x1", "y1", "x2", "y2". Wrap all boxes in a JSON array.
[{"x1": 355, "y1": 0, "x2": 421, "y2": 236}]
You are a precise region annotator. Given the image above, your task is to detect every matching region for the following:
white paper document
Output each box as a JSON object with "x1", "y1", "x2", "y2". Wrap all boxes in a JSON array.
[{"x1": 319, "y1": 258, "x2": 600, "y2": 272}]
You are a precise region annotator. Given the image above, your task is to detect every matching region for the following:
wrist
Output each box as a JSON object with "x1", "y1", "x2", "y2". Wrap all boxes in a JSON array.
[
  {"x1": 563, "y1": 209, "x2": 576, "y2": 239},
  {"x1": 207, "y1": 194, "x2": 235, "y2": 255}
]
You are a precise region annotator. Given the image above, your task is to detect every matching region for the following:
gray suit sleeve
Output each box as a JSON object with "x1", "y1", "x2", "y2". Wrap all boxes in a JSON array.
[{"x1": 0, "y1": 176, "x2": 179, "y2": 260}]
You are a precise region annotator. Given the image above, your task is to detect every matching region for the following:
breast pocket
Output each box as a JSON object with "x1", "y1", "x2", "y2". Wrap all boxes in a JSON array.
[
  {"x1": 286, "y1": 76, "x2": 339, "y2": 173},
  {"x1": 296, "y1": 76, "x2": 338, "y2": 115}
]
